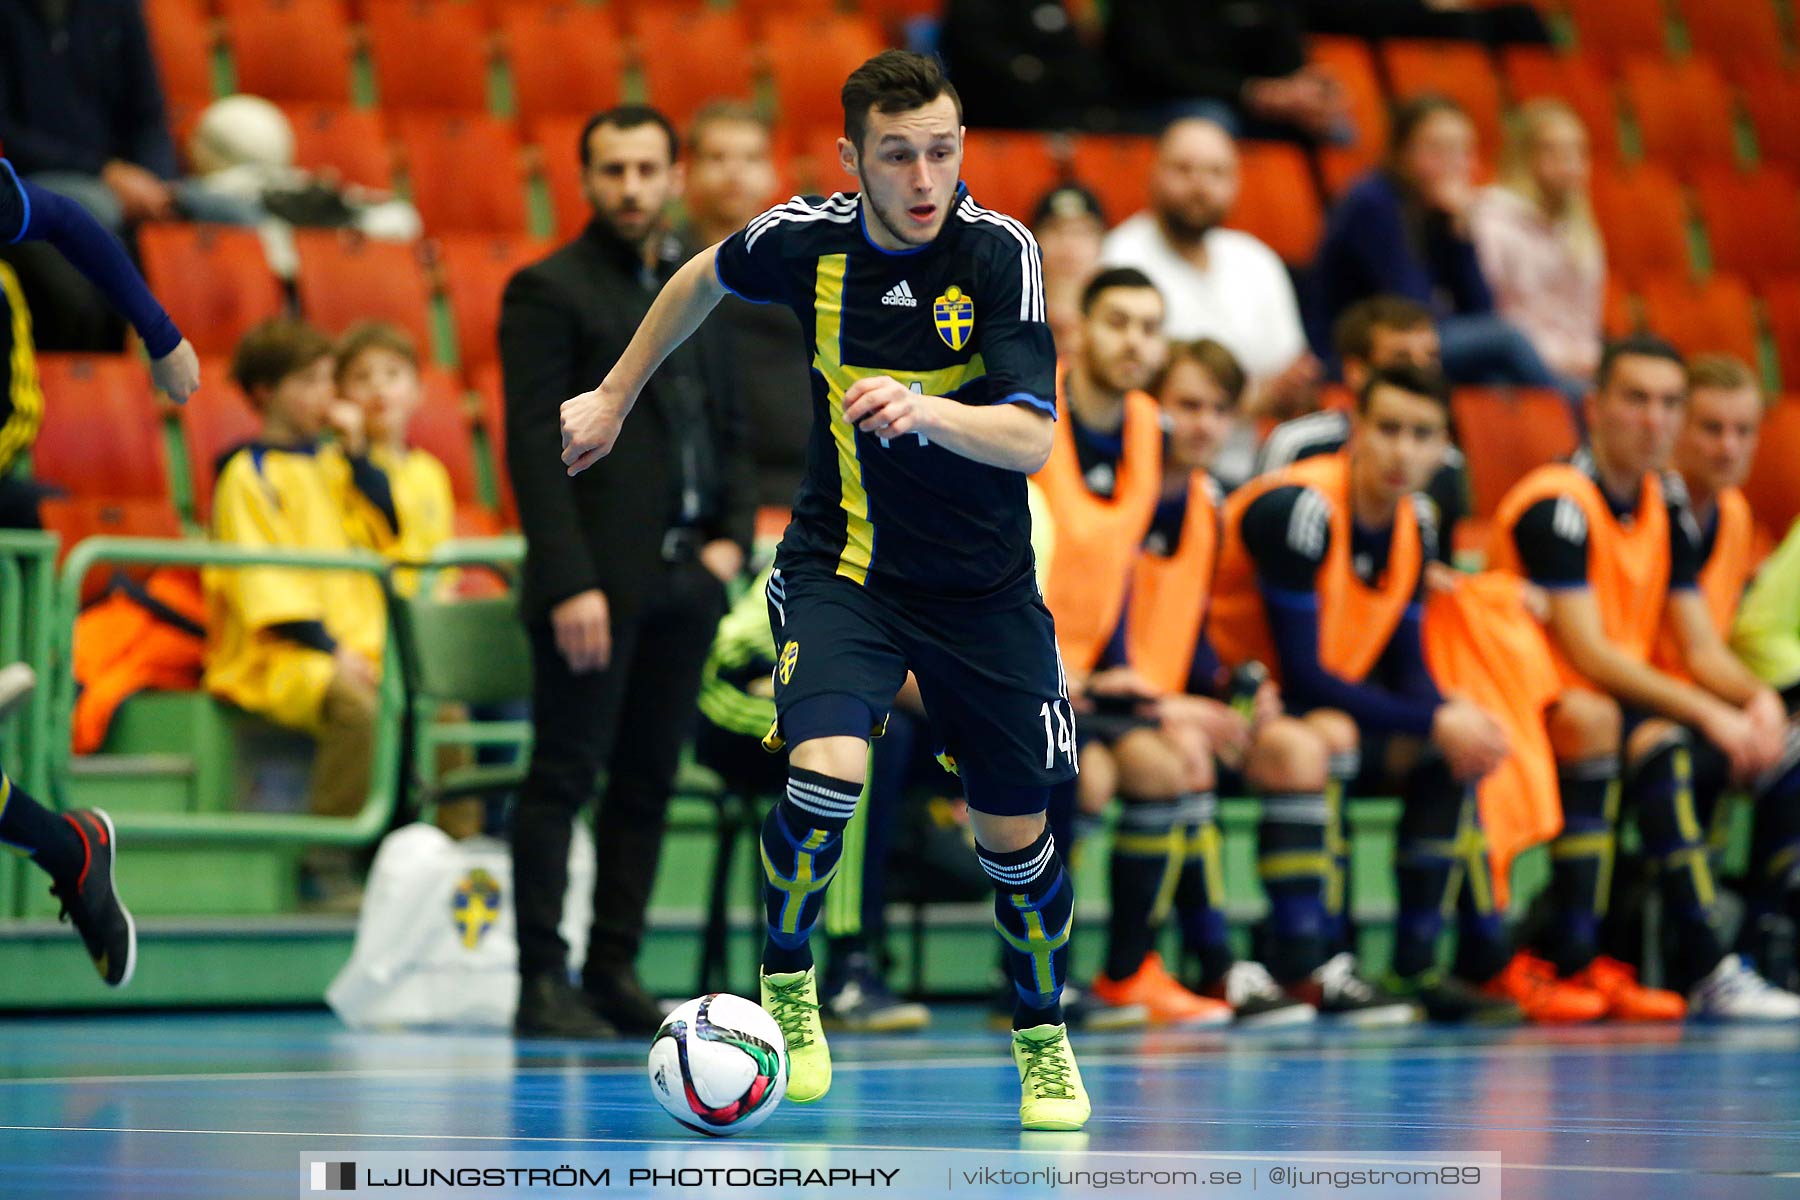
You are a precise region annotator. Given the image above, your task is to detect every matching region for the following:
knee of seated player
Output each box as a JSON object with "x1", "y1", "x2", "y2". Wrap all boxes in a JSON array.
[
  {"x1": 1547, "y1": 688, "x2": 1622, "y2": 762},
  {"x1": 321, "y1": 667, "x2": 378, "y2": 730},
  {"x1": 1245, "y1": 716, "x2": 1329, "y2": 793},
  {"x1": 1624, "y1": 717, "x2": 1683, "y2": 769},
  {"x1": 968, "y1": 807, "x2": 1047, "y2": 854},
  {"x1": 1302, "y1": 708, "x2": 1360, "y2": 759},
  {"x1": 788, "y1": 735, "x2": 870, "y2": 785},
  {"x1": 1113, "y1": 727, "x2": 1189, "y2": 799},
  {"x1": 1077, "y1": 742, "x2": 1119, "y2": 815}
]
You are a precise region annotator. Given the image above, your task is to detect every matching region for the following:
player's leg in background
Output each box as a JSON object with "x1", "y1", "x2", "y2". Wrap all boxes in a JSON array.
[
  {"x1": 1537, "y1": 691, "x2": 1623, "y2": 980},
  {"x1": 1264, "y1": 709, "x2": 1356, "y2": 985},
  {"x1": 0, "y1": 768, "x2": 135, "y2": 987},
  {"x1": 1190, "y1": 716, "x2": 1327, "y2": 1024},
  {"x1": 1090, "y1": 726, "x2": 1230, "y2": 1025},
  {"x1": 1745, "y1": 721, "x2": 1800, "y2": 992}
]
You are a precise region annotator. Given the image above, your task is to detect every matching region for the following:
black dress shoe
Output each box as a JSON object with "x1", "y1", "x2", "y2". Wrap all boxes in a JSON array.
[
  {"x1": 516, "y1": 974, "x2": 618, "y2": 1039},
  {"x1": 585, "y1": 970, "x2": 667, "y2": 1034}
]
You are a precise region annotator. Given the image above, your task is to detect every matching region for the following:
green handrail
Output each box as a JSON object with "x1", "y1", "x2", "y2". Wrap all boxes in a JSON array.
[
  {"x1": 0, "y1": 530, "x2": 61, "y2": 798},
  {"x1": 52, "y1": 537, "x2": 405, "y2": 846}
]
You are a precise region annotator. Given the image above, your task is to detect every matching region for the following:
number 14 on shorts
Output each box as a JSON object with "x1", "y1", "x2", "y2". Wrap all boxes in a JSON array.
[{"x1": 1039, "y1": 699, "x2": 1075, "y2": 769}]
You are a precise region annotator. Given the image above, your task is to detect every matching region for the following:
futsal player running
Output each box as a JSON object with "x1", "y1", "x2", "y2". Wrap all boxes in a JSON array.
[
  {"x1": 560, "y1": 52, "x2": 1086, "y2": 1129},
  {"x1": 0, "y1": 158, "x2": 201, "y2": 987}
]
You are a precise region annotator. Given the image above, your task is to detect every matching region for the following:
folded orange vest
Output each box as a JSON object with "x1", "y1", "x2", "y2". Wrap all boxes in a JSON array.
[
  {"x1": 1423, "y1": 572, "x2": 1563, "y2": 908},
  {"x1": 71, "y1": 568, "x2": 206, "y2": 754},
  {"x1": 1127, "y1": 472, "x2": 1218, "y2": 694}
]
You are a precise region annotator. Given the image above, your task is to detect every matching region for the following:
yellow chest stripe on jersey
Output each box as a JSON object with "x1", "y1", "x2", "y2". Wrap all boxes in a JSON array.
[
  {"x1": 0, "y1": 261, "x2": 44, "y2": 476},
  {"x1": 811, "y1": 254, "x2": 987, "y2": 586}
]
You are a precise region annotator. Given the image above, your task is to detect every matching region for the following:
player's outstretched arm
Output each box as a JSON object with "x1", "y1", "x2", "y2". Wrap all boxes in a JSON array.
[
  {"x1": 841, "y1": 375, "x2": 1054, "y2": 474},
  {"x1": 560, "y1": 243, "x2": 728, "y2": 476}
]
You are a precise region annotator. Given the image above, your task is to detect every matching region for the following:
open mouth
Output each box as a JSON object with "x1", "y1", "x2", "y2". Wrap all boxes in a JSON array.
[{"x1": 907, "y1": 203, "x2": 937, "y2": 222}]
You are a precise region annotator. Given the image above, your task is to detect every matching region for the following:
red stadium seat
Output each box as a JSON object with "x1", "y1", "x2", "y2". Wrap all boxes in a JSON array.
[
  {"x1": 1589, "y1": 162, "x2": 1691, "y2": 286},
  {"x1": 472, "y1": 361, "x2": 515, "y2": 526},
  {"x1": 282, "y1": 103, "x2": 394, "y2": 190},
  {"x1": 364, "y1": 0, "x2": 490, "y2": 111},
  {"x1": 39, "y1": 497, "x2": 186, "y2": 603},
  {"x1": 1453, "y1": 387, "x2": 1580, "y2": 518},
  {"x1": 763, "y1": 14, "x2": 888, "y2": 131},
  {"x1": 137, "y1": 224, "x2": 286, "y2": 358},
  {"x1": 499, "y1": 6, "x2": 626, "y2": 124},
  {"x1": 144, "y1": 0, "x2": 216, "y2": 106},
  {"x1": 294, "y1": 230, "x2": 433, "y2": 349},
  {"x1": 1695, "y1": 167, "x2": 1800, "y2": 288},
  {"x1": 437, "y1": 234, "x2": 551, "y2": 377},
  {"x1": 33, "y1": 356, "x2": 169, "y2": 500},
  {"x1": 221, "y1": 0, "x2": 354, "y2": 103},
  {"x1": 1623, "y1": 56, "x2": 1738, "y2": 179},
  {"x1": 1639, "y1": 273, "x2": 1761, "y2": 364},
  {"x1": 1381, "y1": 40, "x2": 1506, "y2": 164},
  {"x1": 1067, "y1": 135, "x2": 1157, "y2": 228},
  {"x1": 736, "y1": 0, "x2": 838, "y2": 26},
  {"x1": 1309, "y1": 36, "x2": 1387, "y2": 195},
  {"x1": 1740, "y1": 67, "x2": 1800, "y2": 173},
  {"x1": 394, "y1": 113, "x2": 529, "y2": 235},
  {"x1": 1676, "y1": 0, "x2": 1787, "y2": 83},
  {"x1": 1760, "y1": 275, "x2": 1800, "y2": 390},
  {"x1": 1604, "y1": 274, "x2": 1635, "y2": 337},
  {"x1": 1499, "y1": 47, "x2": 1624, "y2": 166},
  {"x1": 1566, "y1": 0, "x2": 1669, "y2": 70},
  {"x1": 958, "y1": 130, "x2": 1061, "y2": 225},
  {"x1": 636, "y1": 8, "x2": 755, "y2": 129},
  {"x1": 1233, "y1": 141, "x2": 1325, "y2": 266},
  {"x1": 530, "y1": 114, "x2": 591, "y2": 241},
  {"x1": 1744, "y1": 402, "x2": 1800, "y2": 540},
  {"x1": 409, "y1": 366, "x2": 480, "y2": 505},
  {"x1": 179, "y1": 363, "x2": 264, "y2": 525}
]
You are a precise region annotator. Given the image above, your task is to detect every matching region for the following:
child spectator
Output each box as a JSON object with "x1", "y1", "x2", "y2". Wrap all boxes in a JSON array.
[{"x1": 203, "y1": 319, "x2": 394, "y2": 899}]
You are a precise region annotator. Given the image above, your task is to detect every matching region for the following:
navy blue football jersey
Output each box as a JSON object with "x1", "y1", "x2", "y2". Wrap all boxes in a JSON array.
[{"x1": 714, "y1": 184, "x2": 1055, "y2": 606}]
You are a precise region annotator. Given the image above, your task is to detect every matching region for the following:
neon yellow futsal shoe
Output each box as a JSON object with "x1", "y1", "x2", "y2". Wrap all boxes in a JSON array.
[
  {"x1": 762, "y1": 967, "x2": 832, "y2": 1103},
  {"x1": 1013, "y1": 1023, "x2": 1089, "y2": 1131}
]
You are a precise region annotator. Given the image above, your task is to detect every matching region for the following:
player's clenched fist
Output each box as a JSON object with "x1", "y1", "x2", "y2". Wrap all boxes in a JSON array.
[
  {"x1": 561, "y1": 385, "x2": 627, "y2": 476},
  {"x1": 843, "y1": 375, "x2": 941, "y2": 439}
]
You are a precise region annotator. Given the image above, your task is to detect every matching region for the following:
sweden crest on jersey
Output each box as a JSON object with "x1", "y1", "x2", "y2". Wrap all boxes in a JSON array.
[{"x1": 934, "y1": 285, "x2": 974, "y2": 351}]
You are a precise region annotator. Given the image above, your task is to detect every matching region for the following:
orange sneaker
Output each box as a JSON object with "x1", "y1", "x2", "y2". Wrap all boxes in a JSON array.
[
  {"x1": 1481, "y1": 953, "x2": 1606, "y2": 1024},
  {"x1": 1091, "y1": 952, "x2": 1232, "y2": 1027},
  {"x1": 1568, "y1": 955, "x2": 1686, "y2": 1021}
]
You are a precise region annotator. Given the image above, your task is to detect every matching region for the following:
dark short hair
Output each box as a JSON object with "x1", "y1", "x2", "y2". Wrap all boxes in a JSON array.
[
  {"x1": 1333, "y1": 294, "x2": 1434, "y2": 364},
  {"x1": 841, "y1": 50, "x2": 962, "y2": 154},
  {"x1": 1164, "y1": 339, "x2": 1247, "y2": 408},
  {"x1": 1080, "y1": 266, "x2": 1160, "y2": 315},
  {"x1": 1357, "y1": 361, "x2": 1451, "y2": 413},
  {"x1": 1597, "y1": 332, "x2": 1685, "y2": 391},
  {"x1": 334, "y1": 321, "x2": 417, "y2": 386},
  {"x1": 580, "y1": 104, "x2": 679, "y2": 169},
  {"x1": 1031, "y1": 182, "x2": 1106, "y2": 229},
  {"x1": 231, "y1": 318, "x2": 334, "y2": 403}
]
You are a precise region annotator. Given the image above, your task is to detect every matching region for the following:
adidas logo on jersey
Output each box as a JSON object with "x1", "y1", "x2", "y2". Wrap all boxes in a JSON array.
[{"x1": 881, "y1": 280, "x2": 918, "y2": 307}]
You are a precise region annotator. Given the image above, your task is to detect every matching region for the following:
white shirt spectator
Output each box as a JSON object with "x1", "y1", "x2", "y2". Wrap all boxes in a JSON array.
[{"x1": 1101, "y1": 214, "x2": 1307, "y2": 379}]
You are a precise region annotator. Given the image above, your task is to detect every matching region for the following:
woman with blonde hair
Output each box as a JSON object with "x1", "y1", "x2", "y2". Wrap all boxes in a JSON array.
[{"x1": 1470, "y1": 99, "x2": 1606, "y2": 384}]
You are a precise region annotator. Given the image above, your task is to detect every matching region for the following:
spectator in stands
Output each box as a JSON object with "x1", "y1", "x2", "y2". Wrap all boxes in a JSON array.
[
  {"x1": 679, "y1": 103, "x2": 811, "y2": 511},
  {"x1": 1101, "y1": 118, "x2": 1320, "y2": 485},
  {"x1": 1103, "y1": 0, "x2": 1347, "y2": 140},
  {"x1": 1031, "y1": 183, "x2": 1108, "y2": 355},
  {"x1": 203, "y1": 319, "x2": 392, "y2": 908},
  {"x1": 500, "y1": 105, "x2": 752, "y2": 1040},
  {"x1": 938, "y1": 0, "x2": 1115, "y2": 132},
  {"x1": 0, "y1": 157, "x2": 199, "y2": 528},
  {"x1": 1472, "y1": 101, "x2": 1605, "y2": 387},
  {"x1": 1318, "y1": 96, "x2": 1578, "y2": 405},
  {"x1": 0, "y1": 0, "x2": 255, "y2": 349}
]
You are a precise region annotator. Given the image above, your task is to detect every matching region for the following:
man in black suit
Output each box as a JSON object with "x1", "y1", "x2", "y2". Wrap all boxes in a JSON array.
[{"x1": 500, "y1": 105, "x2": 753, "y2": 1039}]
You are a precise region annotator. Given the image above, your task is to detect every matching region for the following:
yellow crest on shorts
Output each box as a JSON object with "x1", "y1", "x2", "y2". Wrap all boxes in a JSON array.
[
  {"x1": 777, "y1": 640, "x2": 800, "y2": 686},
  {"x1": 934, "y1": 285, "x2": 974, "y2": 351}
]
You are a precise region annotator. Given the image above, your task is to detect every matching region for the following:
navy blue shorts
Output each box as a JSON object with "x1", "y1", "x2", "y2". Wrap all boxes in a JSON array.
[{"x1": 764, "y1": 565, "x2": 1079, "y2": 800}]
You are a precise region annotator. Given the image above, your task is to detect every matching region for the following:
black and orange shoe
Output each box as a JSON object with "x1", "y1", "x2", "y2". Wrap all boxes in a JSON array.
[{"x1": 49, "y1": 809, "x2": 136, "y2": 988}]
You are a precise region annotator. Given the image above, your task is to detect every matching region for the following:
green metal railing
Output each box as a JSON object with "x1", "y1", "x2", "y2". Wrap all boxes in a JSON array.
[
  {"x1": 51, "y1": 537, "x2": 406, "y2": 846},
  {"x1": 0, "y1": 530, "x2": 60, "y2": 799}
]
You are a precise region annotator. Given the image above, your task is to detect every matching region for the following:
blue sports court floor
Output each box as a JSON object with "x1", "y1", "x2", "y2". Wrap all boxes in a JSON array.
[{"x1": 1, "y1": 1009, "x2": 1797, "y2": 1198}]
